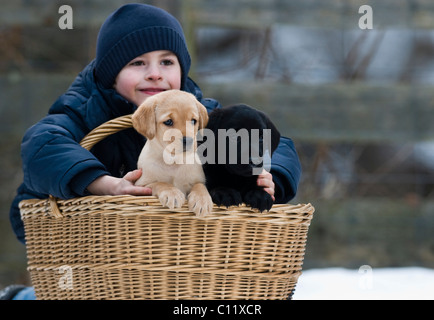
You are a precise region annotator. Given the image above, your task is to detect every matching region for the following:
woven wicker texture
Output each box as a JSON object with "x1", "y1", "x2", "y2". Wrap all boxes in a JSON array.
[{"x1": 19, "y1": 114, "x2": 314, "y2": 300}]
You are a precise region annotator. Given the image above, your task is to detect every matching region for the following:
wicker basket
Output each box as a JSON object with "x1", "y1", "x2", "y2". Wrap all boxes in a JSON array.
[{"x1": 19, "y1": 115, "x2": 314, "y2": 300}]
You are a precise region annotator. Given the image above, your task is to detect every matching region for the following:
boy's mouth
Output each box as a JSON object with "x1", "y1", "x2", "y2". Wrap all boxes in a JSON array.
[{"x1": 139, "y1": 88, "x2": 167, "y2": 96}]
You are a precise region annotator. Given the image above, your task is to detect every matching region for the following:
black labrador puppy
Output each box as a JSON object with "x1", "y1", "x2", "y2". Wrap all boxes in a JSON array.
[{"x1": 200, "y1": 104, "x2": 281, "y2": 211}]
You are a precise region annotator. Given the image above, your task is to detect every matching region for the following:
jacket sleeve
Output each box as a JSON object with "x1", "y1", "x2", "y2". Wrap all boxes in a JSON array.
[
  {"x1": 21, "y1": 113, "x2": 110, "y2": 199},
  {"x1": 270, "y1": 136, "x2": 302, "y2": 203}
]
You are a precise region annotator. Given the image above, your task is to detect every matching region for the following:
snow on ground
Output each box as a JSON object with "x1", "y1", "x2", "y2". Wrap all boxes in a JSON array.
[{"x1": 293, "y1": 267, "x2": 434, "y2": 300}]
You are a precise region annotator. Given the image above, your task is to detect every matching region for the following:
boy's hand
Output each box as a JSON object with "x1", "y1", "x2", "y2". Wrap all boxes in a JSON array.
[
  {"x1": 257, "y1": 169, "x2": 275, "y2": 202},
  {"x1": 87, "y1": 169, "x2": 152, "y2": 196}
]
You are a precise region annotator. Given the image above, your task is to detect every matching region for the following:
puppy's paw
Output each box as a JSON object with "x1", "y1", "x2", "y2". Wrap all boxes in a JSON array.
[
  {"x1": 158, "y1": 187, "x2": 186, "y2": 209},
  {"x1": 243, "y1": 188, "x2": 274, "y2": 212},
  {"x1": 209, "y1": 187, "x2": 243, "y2": 208},
  {"x1": 188, "y1": 190, "x2": 213, "y2": 217}
]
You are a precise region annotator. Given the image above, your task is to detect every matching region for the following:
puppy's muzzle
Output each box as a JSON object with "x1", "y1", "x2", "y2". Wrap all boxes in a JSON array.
[{"x1": 183, "y1": 136, "x2": 194, "y2": 151}]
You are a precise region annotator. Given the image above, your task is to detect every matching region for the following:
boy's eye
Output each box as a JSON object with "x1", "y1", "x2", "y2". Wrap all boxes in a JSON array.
[
  {"x1": 163, "y1": 119, "x2": 173, "y2": 126},
  {"x1": 130, "y1": 60, "x2": 144, "y2": 66},
  {"x1": 161, "y1": 59, "x2": 174, "y2": 66}
]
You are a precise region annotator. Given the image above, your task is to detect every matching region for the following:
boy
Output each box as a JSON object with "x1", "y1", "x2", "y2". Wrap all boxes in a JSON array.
[{"x1": 3, "y1": 3, "x2": 301, "y2": 299}]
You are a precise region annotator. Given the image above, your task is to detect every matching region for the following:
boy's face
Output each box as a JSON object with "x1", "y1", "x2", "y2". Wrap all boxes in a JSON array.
[{"x1": 114, "y1": 50, "x2": 182, "y2": 106}]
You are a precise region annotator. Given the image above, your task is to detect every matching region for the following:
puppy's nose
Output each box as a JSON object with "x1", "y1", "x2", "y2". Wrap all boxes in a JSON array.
[{"x1": 183, "y1": 137, "x2": 193, "y2": 151}]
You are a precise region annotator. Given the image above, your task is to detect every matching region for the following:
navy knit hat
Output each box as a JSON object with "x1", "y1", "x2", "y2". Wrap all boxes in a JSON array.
[{"x1": 95, "y1": 3, "x2": 191, "y2": 89}]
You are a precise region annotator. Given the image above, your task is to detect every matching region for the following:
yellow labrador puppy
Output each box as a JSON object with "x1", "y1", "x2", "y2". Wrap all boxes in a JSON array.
[{"x1": 132, "y1": 90, "x2": 212, "y2": 217}]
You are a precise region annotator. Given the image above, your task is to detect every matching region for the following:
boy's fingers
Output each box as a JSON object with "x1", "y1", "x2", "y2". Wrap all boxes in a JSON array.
[
  {"x1": 123, "y1": 169, "x2": 142, "y2": 182},
  {"x1": 257, "y1": 170, "x2": 275, "y2": 201},
  {"x1": 257, "y1": 174, "x2": 274, "y2": 190},
  {"x1": 122, "y1": 169, "x2": 152, "y2": 196},
  {"x1": 129, "y1": 186, "x2": 153, "y2": 196}
]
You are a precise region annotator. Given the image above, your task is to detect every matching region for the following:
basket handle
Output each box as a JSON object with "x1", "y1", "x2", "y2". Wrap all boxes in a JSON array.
[
  {"x1": 79, "y1": 114, "x2": 133, "y2": 150},
  {"x1": 49, "y1": 114, "x2": 134, "y2": 217}
]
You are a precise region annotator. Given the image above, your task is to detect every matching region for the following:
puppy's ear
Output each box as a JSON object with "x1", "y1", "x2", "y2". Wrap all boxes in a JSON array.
[
  {"x1": 205, "y1": 108, "x2": 223, "y2": 133},
  {"x1": 196, "y1": 100, "x2": 209, "y2": 129},
  {"x1": 260, "y1": 112, "x2": 281, "y2": 153},
  {"x1": 132, "y1": 97, "x2": 157, "y2": 139}
]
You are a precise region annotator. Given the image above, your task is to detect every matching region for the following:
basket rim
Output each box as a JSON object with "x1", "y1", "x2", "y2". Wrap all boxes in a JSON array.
[{"x1": 20, "y1": 195, "x2": 314, "y2": 225}]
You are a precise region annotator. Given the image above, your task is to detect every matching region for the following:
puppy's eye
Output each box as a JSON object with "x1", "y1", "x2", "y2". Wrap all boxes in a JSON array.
[
  {"x1": 163, "y1": 119, "x2": 173, "y2": 126},
  {"x1": 191, "y1": 119, "x2": 197, "y2": 125}
]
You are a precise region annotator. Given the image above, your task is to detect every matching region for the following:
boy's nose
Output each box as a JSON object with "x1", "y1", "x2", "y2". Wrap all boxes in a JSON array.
[{"x1": 146, "y1": 65, "x2": 162, "y2": 81}]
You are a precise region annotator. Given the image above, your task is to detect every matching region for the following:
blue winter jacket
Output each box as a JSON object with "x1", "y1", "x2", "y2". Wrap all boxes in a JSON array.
[{"x1": 10, "y1": 60, "x2": 301, "y2": 244}]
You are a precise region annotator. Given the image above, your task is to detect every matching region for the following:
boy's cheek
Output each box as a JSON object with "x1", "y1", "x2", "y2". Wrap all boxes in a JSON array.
[
  {"x1": 168, "y1": 74, "x2": 182, "y2": 90},
  {"x1": 114, "y1": 80, "x2": 139, "y2": 105}
]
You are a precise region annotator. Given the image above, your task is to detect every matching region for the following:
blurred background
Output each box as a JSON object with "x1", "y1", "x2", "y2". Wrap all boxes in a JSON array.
[{"x1": 1, "y1": 0, "x2": 434, "y2": 292}]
